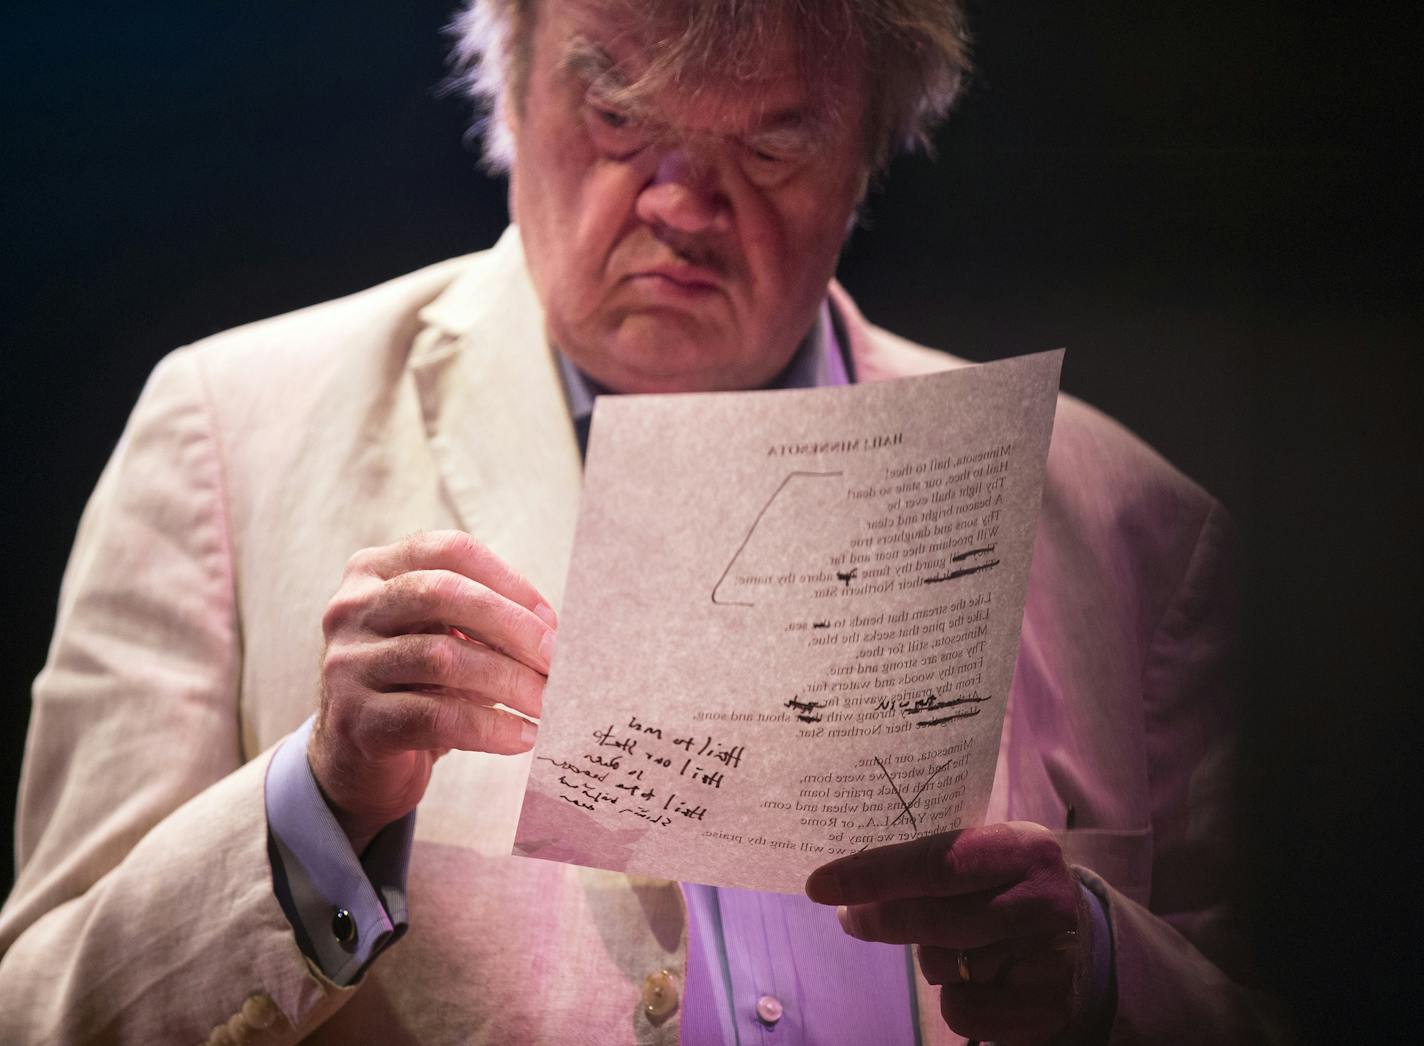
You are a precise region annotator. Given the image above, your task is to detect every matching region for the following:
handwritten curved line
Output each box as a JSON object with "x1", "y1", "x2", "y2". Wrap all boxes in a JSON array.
[{"x1": 710, "y1": 470, "x2": 843, "y2": 606}]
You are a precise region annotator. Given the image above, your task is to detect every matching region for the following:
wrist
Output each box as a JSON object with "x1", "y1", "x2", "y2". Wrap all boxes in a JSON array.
[{"x1": 306, "y1": 734, "x2": 403, "y2": 855}]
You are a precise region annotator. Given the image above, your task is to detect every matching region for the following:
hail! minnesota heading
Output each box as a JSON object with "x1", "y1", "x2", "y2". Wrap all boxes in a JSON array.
[{"x1": 766, "y1": 433, "x2": 903, "y2": 456}]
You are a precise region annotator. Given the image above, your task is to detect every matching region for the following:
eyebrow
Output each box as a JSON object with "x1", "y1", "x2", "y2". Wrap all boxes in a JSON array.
[
  {"x1": 559, "y1": 34, "x2": 838, "y2": 147},
  {"x1": 744, "y1": 109, "x2": 830, "y2": 151},
  {"x1": 560, "y1": 37, "x2": 622, "y2": 92}
]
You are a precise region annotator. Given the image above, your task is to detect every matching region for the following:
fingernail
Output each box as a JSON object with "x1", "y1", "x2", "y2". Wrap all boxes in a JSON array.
[
  {"x1": 538, "y1": 629, "x2": 557, "y2": 670},
  {"x1": 520, "y1": 720, "x2": 538, "y2": 746},
  {"x1": 534, "y1": 602, "x2": 559, "y2": 628},
  {"x1": 836, "y1": 905, "x2": 855, "y2": 936}
]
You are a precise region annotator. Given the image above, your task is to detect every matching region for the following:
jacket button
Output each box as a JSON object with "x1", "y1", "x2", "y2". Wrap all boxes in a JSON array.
[
  {"x1": 331, "y1": 908, "x2": 356, "y2": 946},
  {"x1": 241, "y1": 994, "x2": 280, "y2": 1030},
  {"x1": 223, "y1": 1011, "x2": 256, "y2": 1045},
  {"x1": 641, "y1": 969, "x2": 679, "y2": 1022}
]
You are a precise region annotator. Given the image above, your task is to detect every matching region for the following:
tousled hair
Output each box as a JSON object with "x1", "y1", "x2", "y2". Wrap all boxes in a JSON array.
[{"x1": 446, "y1": 0, "x2": 971, "y2": 173}]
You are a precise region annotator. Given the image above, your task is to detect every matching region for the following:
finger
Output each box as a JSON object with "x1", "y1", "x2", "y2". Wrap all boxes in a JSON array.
[
  {"x1": 939, "y1": 983, "x2": 1072, "y2": 1045},
  {"x1": 355, "y1": 531, "x2": 558, "y2": 626},
  {"x1": 358, "y1": 633, "x2": 546, "y2": 718},
  {"x1": 838, "y1": 875, "x2": 1077, "y2": 949},
  {"x1": 365, "y1": 570, "x2": 555, "y2": 674},
  {"x1": 806, "y1": 821, "x2": 1064, "y2": 905},
  {"x1": 918, "y1": 941, "x2": 1074, "y2": 989},
  {"x1": 918, "y1": 946, "x2": 960, "y2": 986},
  {"x1": 359, "y1": 691, "x2": 538, "y2": 758},
  {"x1": 993, "y1": 947, "x2": 1076, "y2": 989}
]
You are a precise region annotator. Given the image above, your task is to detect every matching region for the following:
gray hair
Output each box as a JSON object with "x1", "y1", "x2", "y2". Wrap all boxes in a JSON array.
[{"x1": 446, "y1": 0, "x2": 972, "y2": 173}]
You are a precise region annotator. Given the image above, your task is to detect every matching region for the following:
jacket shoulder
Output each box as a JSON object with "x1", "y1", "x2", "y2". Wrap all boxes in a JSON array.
[
  {"x1": 861, "y1": 321, "x2": 1216, "y2": 517},
  {"x1": 858, "y1": 319, "x2": 1225, "y2": 623},
  {"x1": 181, "y1": 254, "x2": 474, "y2": 385}
]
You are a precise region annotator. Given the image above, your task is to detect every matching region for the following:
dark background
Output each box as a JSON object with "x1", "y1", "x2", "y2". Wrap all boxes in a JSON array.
[{"x1": 3, "y1": 2, "x2": 1417, "y2": 1039}]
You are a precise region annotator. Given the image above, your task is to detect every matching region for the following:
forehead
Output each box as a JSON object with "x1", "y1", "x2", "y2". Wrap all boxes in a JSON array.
[{"x1": 536, "y1": 0, "x2": 863, "y2": 135}]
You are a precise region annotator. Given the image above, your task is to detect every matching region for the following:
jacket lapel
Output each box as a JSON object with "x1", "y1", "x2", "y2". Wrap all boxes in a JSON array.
[{"x1": 407, "y1": 226, "x2": 583, "y2": 607}]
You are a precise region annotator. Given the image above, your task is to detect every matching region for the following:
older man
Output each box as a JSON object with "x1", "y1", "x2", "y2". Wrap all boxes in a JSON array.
[{"x1": 0, "y1": 1, "x2": 1283, "y2": 1043}]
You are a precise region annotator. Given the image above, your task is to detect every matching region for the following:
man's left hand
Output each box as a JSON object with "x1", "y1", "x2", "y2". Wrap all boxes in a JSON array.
[{"x1": 805, "y1": 821, "x2": 1086, "y2": 1045}]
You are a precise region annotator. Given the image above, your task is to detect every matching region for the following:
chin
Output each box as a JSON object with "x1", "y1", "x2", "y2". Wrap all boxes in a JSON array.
[{"x1": 595, "y1": 319, "x2": 744, "y2": 394}]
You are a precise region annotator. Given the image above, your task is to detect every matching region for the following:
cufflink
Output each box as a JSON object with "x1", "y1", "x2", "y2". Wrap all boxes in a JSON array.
[
  {"x1": 331, "y1": 907, "x2": 357, "y2": 946},
  {"x1": 641, "y1": 969, "x2": 679, "y2": 1023}
]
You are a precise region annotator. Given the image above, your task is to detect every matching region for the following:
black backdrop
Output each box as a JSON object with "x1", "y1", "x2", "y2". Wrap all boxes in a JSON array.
[{"x1": 3, "y1": 2, "x2": 1417, "y2": 1040}]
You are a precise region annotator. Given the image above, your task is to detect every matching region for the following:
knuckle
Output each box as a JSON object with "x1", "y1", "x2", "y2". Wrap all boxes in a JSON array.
[
  {"x1": 423, "y1": 697, "x2": 464, "y2": 746},
  {"x1": 492, "y1": 655, "x2": 524, "y2": 697},
  {"x1": 321, "y1": 592, "x2": 363, "y2": 637},
  {"x1": 501, "y1": 598, "x2": 538, "y2": 644},
  {"x1": 428, "y1": 570, "x2": 473, "y2": 613},
  {"x1": 324, "y1": 573, "x2": 384, "y2": 636},
  {"x1": 926, "y1": 836, "x2": 958, "y2": 884},
  {"x1": 376, "y1": 699, "x2": 425, "y2": 751},
  {"x1": 1024, "y1": 829, "x2": 1063, "y2": 870},
  {"x1": 409, "y1": 636, "x2": 455, "y2": 681},
  {"x1": 429, "y1": 529, "x2": 480, "y2": 562},
  {"x1": 316, "y1": 680, "x2": 356, "y2": 734},
  {"x1": 382, "y1": 570, "x2": 420, "y2": 607},
  {"x1": 463, "y1": 709, "x2": 502, "y2": 751},
  {"x1": 320, "y1": 642, "x2": 363, "y2": 684},
  {"x1": 345, "y1": 545, "x2": 383, "y2": 577},
  {"x1": 519, "y1": 668, "x2": 547, "y2": 714}
]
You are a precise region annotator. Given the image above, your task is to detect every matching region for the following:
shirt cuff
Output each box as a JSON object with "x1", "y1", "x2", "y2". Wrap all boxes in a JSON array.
[
  {"x1": 265, "y1": 714, "x2": 414, "y2": 985},
  {"x1": 1061, "y1": 877, "x2": 1117, "y2": 1043}
]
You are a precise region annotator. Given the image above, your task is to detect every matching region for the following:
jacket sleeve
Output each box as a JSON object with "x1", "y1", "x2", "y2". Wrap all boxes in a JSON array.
[
  {"x1": 1096, "y1": 501, "x2": 1291, "y2": 1043},
  {"x1": 0, "y1": 348, "x2": 351, "y2": 1044}
]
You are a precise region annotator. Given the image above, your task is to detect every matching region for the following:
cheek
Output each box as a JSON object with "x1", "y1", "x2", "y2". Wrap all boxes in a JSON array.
[
  {"x1": 750, "y1": 202, "x2": 850, "y2": 311},
  {"x1": 742, "y1": 170, "x2": 860, "y2": 295},
  {"x1": 567, "y1": 162, "x2": 644, "y2": 266}
]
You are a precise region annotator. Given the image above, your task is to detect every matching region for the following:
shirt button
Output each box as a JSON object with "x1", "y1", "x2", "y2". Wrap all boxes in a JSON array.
[
  {"x1": 331, "y1": 908, "x2": 357, "y2": 946},
  {"x1": 641, "y1": 969, "x2": 679, "y2": 1023},
  {"x1": 756, "y1": 994, "x2": 784, "y2": 1025}
]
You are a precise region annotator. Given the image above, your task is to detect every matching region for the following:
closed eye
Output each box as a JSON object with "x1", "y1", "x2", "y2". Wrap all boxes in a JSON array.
[
  {"x1": 741, "y1": 139, "x2": 807, "y2": 185},
  {"x1": 593, "y1": 104, "x2": 630, "y2": 129},
  {"x1": 583, "y1": 98, "x2": 647, "y2": 158}
]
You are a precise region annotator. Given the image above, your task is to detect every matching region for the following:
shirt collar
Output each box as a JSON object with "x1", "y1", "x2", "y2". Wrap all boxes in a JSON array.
[{"x1": 555, "y1": 300, "x2": 851, "y2": 426}]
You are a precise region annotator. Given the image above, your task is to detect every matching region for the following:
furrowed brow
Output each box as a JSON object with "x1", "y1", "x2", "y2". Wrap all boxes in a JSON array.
[
  {"x1": 560, "y1": 37, "x2": 620, "y2": 90},
  {"x1": 745, "y1": 109, "x2": 831, "y2": 153}
]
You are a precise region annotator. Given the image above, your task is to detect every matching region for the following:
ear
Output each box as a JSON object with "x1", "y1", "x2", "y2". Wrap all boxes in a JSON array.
[
  {"x1": 500, "y1": 90, "x2": 519, "y2": 138},
  {"x1": 501, "y1": 97, "x2": 520, "y2": 221}
]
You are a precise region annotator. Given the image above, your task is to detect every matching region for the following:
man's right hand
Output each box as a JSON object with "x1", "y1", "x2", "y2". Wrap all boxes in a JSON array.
[{"x1": 308, "y1": 531, "x2": 557, "y2": 853}]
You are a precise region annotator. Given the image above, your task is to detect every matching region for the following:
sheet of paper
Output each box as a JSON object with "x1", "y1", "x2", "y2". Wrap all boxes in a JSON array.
[{"x1": 513, "y1": 349, "x2": 1063, "y2": 892}]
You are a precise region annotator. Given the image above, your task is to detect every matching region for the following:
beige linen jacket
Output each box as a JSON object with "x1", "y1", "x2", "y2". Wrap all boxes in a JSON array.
[{"x1": 1, "y1": 228, "x2": 1282, "y2": 1044}]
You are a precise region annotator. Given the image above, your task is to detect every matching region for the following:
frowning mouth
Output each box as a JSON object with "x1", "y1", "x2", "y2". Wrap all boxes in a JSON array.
[{"x1": 628, "y1": 263, "x2": 722, "y2": 291}]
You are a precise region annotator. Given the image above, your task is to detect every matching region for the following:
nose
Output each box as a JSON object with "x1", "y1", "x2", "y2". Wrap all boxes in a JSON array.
[{"x1": 634, "y1": 146, "x2": 729, "y2": 235}]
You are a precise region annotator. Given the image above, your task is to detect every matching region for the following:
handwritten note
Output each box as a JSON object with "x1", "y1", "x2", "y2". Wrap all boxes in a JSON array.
[{"x1": 513, "y1": 350, "x2": 1063, "y2": 892}]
